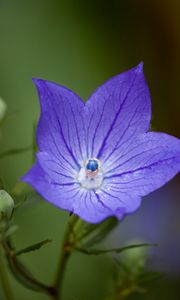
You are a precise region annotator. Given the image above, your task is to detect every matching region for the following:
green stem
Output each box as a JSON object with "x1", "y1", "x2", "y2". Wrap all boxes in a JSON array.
[
  {"x1": 53, "y1": 215, "x2": 79, "y2": 300},
  {"x1": 54, "y1": 245, "x2": 71, "y2": 300},
  {"x1": 2, "y1": 239, "x2": 54, "y2": 297},
  {"x1": 0, "y1": 250, "x2": 15, "y2": 300}
]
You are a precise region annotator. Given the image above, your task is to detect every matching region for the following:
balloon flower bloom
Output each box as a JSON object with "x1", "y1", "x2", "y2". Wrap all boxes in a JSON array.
[{"x1": 22, "y1": 63, "x2": 180, "y2": 223}]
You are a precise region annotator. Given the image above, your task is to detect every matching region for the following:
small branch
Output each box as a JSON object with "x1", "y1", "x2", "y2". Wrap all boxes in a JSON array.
[
  {"x1": 53, "y1": 215, "x2": 79, "y2": 299},
  {"x1": 0, "y1": 251, "x2": 15, "y2": 300},
  {"x1": 13, "y1": 239, "x2": 52, "y2": 256},
  {"x1": 2, "y1": 239, "x2": 54, "y2": 297}
]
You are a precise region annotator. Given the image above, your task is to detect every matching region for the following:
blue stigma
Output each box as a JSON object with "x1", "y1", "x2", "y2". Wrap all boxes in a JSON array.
[{"x1": 86, "y1": 159, "x2": 99, "y2": 172}]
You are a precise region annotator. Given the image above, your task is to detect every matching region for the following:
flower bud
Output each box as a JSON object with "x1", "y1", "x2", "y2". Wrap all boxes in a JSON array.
[
  {"x1": 0, "y1": 190, "x2": 14, "y2": 221},
  {"x1": 0, "y1": 97, "x2": 7, "y2": 122},
  {"x1": 122, "y1": 239, "x2": 147, "y2": 275}
]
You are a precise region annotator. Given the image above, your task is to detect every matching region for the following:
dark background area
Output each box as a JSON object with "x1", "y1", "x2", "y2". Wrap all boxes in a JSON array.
[{"x1": 0, "y1": 1, "x2": 180, "y2": 299}]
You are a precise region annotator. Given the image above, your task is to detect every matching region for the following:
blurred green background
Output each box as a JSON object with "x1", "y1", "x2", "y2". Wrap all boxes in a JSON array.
[{"x1": 0, "y1": 0, "x2": 180, "y2": 299}]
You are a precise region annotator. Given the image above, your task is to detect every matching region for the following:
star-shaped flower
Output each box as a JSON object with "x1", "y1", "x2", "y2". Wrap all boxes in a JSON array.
[{"x1": 22, "y1": 63, "x2": 180, "y2": 223}]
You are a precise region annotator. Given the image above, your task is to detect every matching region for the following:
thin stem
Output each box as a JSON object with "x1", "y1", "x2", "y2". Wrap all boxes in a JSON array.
[
  {"x1": 53, "y1": 215, "x2": 79, "y2": 300},
  {"x1": 2, "y1": 239, "x2": 54, "y2": 297},
  {"x1": 0, "y1": 250, "x2": 15, "y2": 300},
  {"x1": 54, "y1": 245, "x2": 70, "y2": 300}
]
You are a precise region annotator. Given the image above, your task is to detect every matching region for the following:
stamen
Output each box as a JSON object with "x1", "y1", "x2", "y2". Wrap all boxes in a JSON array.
[
  {"x1": 85, "y1": 159, "x2": 99, "y2": 176},
  {"x1": 78, "y1": 158, "x2": 103, "y2": 190}
]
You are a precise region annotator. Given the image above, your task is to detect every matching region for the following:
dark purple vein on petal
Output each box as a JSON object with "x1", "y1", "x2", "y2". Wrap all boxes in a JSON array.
[
  {"x1": 49, "y1": 93, "x2": 81, "y2": 169},
  {"x1": 93, "y1": 191, "x2": 112, "y2": 212},
  {"x1": 101, "y1": 189, "x2": 128, "y2": 207},
  {"x1": 84, "y1": 192, "x2": 90, "y2": 211},
  {"x1": 90, "y1": 95, "x2": 110, "y2": 157},
  {"x1": 103, "y1": 105, "x2": 140, "y2": 164},
  {"x1": 67, "y1": 97, "x2": 84, "y2": 161},
  {"x1": 45, "y1": 167, "x2": 75, "y2": 179},
  {"x1": 106, "y1": 139, "x2": 160, "y2": 173},
  {"x1": 42, "y1": 157, "x2": 74, "y2": 175},
  {"x1": 38, "y1": 93, "x2": 76, "y2": 172},
  {"x1": 104, "y1": 157, "x2": 176, "y2": 179},
  {"x1": 82, "y1": 107, "x2": 90, "y2": 158},
  {"x1": 86, "y1": 111, "x2": 94, "y2": 158},
  {"x1": 38, "y1": 114, "x2": 75, "y2": 172},
  {"x1": 62, "y1": 104, "x2": 73, "y2": 155},
  {"x1": 107, "y1": 146, "x2": 161, "y2": 174},
  {"x1": 50, "y1": 182, "x2": 76, "y2": 186},
  {"x1": 97, "y1": 72, "x2": 138, "y2": 159}
]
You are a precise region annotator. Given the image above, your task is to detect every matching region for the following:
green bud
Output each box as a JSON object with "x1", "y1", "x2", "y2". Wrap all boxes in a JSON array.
[
  {"x1": 0, "y1": 190, "x2": 14, "y2": 221},
  {"x1": 121, "y1": 239, "x2": 147, "y2": 276},
  {"x1": 0, "y1": 97, "x2": 7, "y2": 122}
]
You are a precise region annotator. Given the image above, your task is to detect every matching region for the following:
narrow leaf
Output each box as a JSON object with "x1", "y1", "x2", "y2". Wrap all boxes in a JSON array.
[
  {"x1": 4, "y1": 240, "x2": 52, "y2": 294},
  {"x1": 13, "y1": 239, "x2": 52, "y2": 256},
  {"x1": 74, "y1": 243, "x2": 158, "y2": 255}
]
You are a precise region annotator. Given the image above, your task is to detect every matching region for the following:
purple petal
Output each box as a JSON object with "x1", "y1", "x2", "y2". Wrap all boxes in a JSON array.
[
  {"x1": 22, "y1": 163, "x2": 77, "y2": 212},
  {"x1": 96, "y1": 188, "x2": 142, "y2": 217},
  {"x1": 36, "y1": 151, "x2": 76, "y2": 184},
  {"x1": 72, "y1": 190, "x2": 114, "y2": 223},
  {"x1": 34, "y1": 79, "x2": 86, "y2": 171},
  {"x1": 84, "y1": 63, "x2": 151, "y2": 162},
  {"x1": 22, "y1": 163, "x2": 113, "y2": 223},
  {"x1": 104, "y1": 132, "x2": 180, "y2": 197}
]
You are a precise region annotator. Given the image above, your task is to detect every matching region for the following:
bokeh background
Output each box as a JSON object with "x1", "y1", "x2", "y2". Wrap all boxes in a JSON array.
[{"x1": 0, "y1": 0, "x2": 180, "y2": 299}]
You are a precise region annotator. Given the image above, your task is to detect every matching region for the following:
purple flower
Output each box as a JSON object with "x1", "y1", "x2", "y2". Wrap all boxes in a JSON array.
[{"x1": 22, "y1": 63, "x2": 180, "y2": 223}]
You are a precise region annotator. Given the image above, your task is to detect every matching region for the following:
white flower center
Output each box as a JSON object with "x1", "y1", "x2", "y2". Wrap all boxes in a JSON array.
[{"x1": 77, "y1": 158, "x2": 103, "y2": 190}]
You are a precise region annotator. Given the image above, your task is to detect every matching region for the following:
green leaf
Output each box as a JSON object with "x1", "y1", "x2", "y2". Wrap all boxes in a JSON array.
[
  {"x1": 74, "y1": 243, "x2": 158, "y2": 255},
  {"x1": 4, "y1": 240, "x2": 52, "y2": 294},
  {"x1": 13, "y1": 239, "x2": 52, "y2": 256},
  {"x1": 7, "y1": 255, "x2": 54, "y2": 294},
  {"x1": 75, "y1": 217, "x2": 118, "y2": 247},
  {"x1": 0, "y1": 145, "x2": 33, "y2": 160},
  {"x1": 138, "y1": 271, "x2": 163, "y2": 284}
]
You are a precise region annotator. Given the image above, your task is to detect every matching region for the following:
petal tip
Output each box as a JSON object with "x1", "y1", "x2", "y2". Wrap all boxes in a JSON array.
[
  {"x1": 32, "y1": 77, "x2": 39, "y2": 83},
  {"x1": 32, "y1": 77, "x2": 44, "y2": 85},
  {"x1": 20, "y1": 175, "x2": 28, "y2": 185},
  {"x1": 135, "y1": 61, "x2": 144, "y2": 74},
  {"x1": 32, "y1": 78, "x2": 49, "y2": 90},
  {"x1": 21, "y1": 172, "x2": 31, "y2": 184}
]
